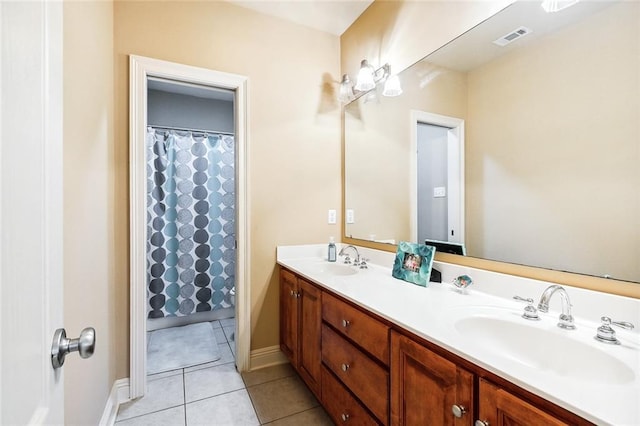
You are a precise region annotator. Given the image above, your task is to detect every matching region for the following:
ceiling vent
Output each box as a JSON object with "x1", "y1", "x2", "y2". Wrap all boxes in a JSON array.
[{"x1": 493, "y1": 26, "x2": 533, "y2": 47}]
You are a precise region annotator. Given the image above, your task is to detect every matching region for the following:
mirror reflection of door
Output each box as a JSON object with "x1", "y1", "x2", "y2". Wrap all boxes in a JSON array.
[
  {"x1": 410, "y1": 111, "x2": 464, "y2": 246},
  {"x1": 417, "y1": 123, "x2": 449, "y2": 243}
]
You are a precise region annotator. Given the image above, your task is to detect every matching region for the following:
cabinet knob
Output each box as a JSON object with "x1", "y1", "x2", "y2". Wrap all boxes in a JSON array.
[
  {"x1": 341, "y1": 413, "x2": 350, "y2": 422},
  {"x1": 290, "y1": 290, "x2": 294, "y2": 296},
  {"x1": 341, "y1": 363, "x2": 350, "y2": 372},
  {"x1": 475, "y1": 420, "x2": 490, "y2": 426},
  {"x1": 342, "y1": 319, "x2": 350, "y2": 328},
  {"x1": 451, "y1": 404, "x2": 466, "y2": 418}
]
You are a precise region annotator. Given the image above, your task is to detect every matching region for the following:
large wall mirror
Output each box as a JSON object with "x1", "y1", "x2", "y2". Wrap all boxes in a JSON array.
[{"x1": 344, "y1": 0, "x2": 639, "y2": 284}]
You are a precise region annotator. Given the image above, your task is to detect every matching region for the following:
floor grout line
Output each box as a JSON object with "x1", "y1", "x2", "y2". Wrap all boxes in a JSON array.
[
  {"x1": 185, "y1": 385, "x2": 249, "y2": 407},
  {"x1": 243, "y1": 373, "x2": 297, "y2": 389},
  {"x1": 243, "y1": 382, "x2": 262, "y2": 425},
  {"x1": 121, "y1": 319, "x2": 247, "y2": 425},
  {"x1": 182, "y1": 368, "x2": 187, "y2": 425},
  {"x1": 115, "y1": 403, "x2": 185, "y2": 423}
]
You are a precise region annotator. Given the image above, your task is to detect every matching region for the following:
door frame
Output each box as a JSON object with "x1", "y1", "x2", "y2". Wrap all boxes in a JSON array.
[
  {"x1": 129, "y1": 55, "x2": 250, "y2": 398},
  {"x1": 409, "y1": 110, "x2": 465, "y2": 244}
]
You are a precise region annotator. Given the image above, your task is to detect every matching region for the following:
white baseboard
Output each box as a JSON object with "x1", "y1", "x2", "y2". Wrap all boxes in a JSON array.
[
  {"x1": 249, "y1": 345, "x2": 288, "y2": 371},
  {"x1": 99, "y1": 378, "x2": 131, "y2": 426}
]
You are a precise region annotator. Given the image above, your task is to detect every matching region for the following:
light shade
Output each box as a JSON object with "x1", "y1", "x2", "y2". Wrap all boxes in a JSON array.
[
  {"x1": 541, "y1": 0, "x2": 579, "y2": 13},
  {"x1": 382, "y1": 74, "x2": 402, "y2": 97},
  {"x1": 354, "y1": 60, "x2": 375, "y2": 92}
]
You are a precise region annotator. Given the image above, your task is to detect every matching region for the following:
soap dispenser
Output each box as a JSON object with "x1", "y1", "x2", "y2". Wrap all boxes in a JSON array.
[{"x1": 328, "y1": 237, "x2": 337, "y2": 262}]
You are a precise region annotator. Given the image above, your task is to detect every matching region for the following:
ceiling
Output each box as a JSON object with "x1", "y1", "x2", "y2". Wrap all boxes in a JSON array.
[{"x1": 227, "y1": 0, "x2": 374, "y2": 35}]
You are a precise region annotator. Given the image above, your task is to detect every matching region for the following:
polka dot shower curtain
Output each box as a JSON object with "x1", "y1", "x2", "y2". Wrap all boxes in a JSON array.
[{"x1": 146, "y1": 128, "x2": 236, "y2": 318}]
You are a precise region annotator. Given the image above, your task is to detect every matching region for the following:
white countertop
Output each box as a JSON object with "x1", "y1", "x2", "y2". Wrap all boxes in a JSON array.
[{"x1": 277, "y1": 244, "x2": 640, "y2": 426}]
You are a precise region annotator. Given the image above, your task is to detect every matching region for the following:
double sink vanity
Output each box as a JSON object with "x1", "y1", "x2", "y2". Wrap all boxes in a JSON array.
[{"x1": 277, "y1": 244, "x2": 639, "y2": 425}]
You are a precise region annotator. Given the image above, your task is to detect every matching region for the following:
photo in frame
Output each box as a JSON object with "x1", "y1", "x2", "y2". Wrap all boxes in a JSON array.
[{"x1": 392, "y1": 241, "x2": 436, "y2": 287}]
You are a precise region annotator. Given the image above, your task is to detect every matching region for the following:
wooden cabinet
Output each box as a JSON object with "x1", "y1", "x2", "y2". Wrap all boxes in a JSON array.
[
  {"x1": 478, "y1": 379, "x2": 570, "y2": 426},
  {"x1": 279, "y1": 266, "x2": 589, "y2": 426},
  {"x1": 390, "y1": 331, "x2": 473, "y2": 426},
  {"x1": 279, "y1": 269, "x2": 321, "y2": 398}
]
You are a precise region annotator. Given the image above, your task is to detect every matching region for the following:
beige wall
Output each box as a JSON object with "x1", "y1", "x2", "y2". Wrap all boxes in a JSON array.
[
  {"x1": 114, "y1": 1, "x2": 341, "y2": 379},
  {"x1": 466, "y1": 1, "x2": 640, "y2": 281},
  {"x1": 63, "y1": 1, "x2": 116, "y2": 424}
]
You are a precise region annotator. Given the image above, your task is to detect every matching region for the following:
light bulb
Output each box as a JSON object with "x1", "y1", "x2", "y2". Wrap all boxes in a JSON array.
[{"x1": 354, "y1": 60, "x2": 375, "y2": 92}]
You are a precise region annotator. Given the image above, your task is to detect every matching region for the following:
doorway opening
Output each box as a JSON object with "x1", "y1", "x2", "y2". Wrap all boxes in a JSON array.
[
  {"x1": 409, "y1": 110, "x2": 465, "y2": 246},
  {"x1": 129, "y1": 55, "x2": 249, "y2": 399}
]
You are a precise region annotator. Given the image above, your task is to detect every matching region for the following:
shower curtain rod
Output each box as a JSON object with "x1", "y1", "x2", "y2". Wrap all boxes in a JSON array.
[{"x1": 148, "y1": 124, "x2": 235, "y2": 136}]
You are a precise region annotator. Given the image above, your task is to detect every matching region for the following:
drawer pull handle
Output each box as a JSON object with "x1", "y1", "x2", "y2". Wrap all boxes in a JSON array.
[
  {"x1": 341, "y1": 363, "x2": 350, "y2": 372},
  {"x1": 341, "y1": 413, "x2": 350, "y2": 422},
  {"x1": 452, "y1": 404, "x2": 466, "y2": 418},
  {"x1": 342, "y1": 319, "x2": 350, "y2": 327},
  {"x1": 475, "y1": 421, "x2": 490, "y2": 426},
  {"x1": 290, "y1": 290, "x2": 295, "y2": 296}
]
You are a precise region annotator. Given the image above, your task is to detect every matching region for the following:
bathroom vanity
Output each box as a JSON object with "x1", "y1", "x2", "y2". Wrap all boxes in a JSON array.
[{"x1": 277, "y1": 245, "x2": 639, "y2": 426}]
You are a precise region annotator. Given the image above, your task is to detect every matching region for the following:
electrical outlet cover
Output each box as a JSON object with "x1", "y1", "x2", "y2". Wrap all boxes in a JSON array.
[
  {"x1": 346, "y1": 209, "x2": 355, "y2": 224},
  {"x1": 328, "y1": 209, "x2": 337, "y2": 224}
]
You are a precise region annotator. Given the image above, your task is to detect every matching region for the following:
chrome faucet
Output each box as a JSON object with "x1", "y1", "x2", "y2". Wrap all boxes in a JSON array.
[
  {"x1": 338, "y1": 245, "x2": 360, "y2": 265},
  {"x1": 537, "y1": 285, "x2": 575, "y2": 330}
]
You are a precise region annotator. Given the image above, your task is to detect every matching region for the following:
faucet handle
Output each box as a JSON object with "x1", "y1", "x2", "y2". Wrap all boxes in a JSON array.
[
  {"x1": 595, "y1": 316, "x2": 635, "y2": 345},
  {"x1": 359, "y1": 258, "x2": 369, "y2": 269},
  {"x1": 513, "y1": 296, "x2": 541, "y2": 321},
  {"x1": 343, "y1": 254, "x2": 352, "y2": 264}
]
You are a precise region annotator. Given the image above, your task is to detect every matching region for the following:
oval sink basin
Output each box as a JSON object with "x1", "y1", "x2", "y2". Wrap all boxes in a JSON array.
[
  {"x1": 454, "y1": 315, "x2": 635, "y2": 385},
  {"x1": 308, "y1": 262, "x2": 358, "y2": 276}
]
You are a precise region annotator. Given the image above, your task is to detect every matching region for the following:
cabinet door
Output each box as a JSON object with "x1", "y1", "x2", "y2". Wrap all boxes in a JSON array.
[
  {"x1": 478, "y1": 379, "x2": 569, "y2": 426},
  {"x1": 391, "y1": 332, "x2": 473, "y2": 426},
  {"x1": 298, "y1": 278, "x2": 322, "y2": 398},
  {"x1": 279, "y1": 269, "x2": 298, "y2": 366}
]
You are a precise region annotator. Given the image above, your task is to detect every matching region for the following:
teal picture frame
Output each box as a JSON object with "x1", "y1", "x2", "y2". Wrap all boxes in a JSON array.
[{"x1": 392, "y1": 242, "x2": 435, "y2": 287}]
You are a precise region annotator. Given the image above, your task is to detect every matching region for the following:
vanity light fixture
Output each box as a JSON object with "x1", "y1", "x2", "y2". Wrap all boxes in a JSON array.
[
  {"x1": 541, "y1": 0, "x2": 579, "y2": 13},
  {"x1": 339, "y1": 59, "x2": 402, "y2": 103}
]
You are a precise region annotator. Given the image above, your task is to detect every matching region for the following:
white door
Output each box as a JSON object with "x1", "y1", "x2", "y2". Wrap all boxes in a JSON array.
[
  {"x1": 417, "y1": 122, "x2": 449, "y2": 242},
  {"x1": 0, "y1": 1, "x2": 64, "y2": 424},
  {"x1": 410, "y1": 110, "x2": 465, "y2": 245}
]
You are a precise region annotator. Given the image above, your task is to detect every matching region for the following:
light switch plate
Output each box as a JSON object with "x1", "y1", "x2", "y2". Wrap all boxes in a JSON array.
[
  {"x1": 346, "y1": 209, "x2": 355, "y2": 224},
  {"x1": 433, "y1": 187, "x2": 447, "y2": 198},
  {"x1": 328, "y1": 209, "x2": 337, "y2": 224}
]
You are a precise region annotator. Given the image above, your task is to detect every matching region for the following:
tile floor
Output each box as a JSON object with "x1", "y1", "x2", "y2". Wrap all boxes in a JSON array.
[{"x1": 116, "y1": 319, "x2": 332, "y2": 425}]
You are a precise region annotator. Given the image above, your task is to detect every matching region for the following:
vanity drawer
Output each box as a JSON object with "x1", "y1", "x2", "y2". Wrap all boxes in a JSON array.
[
  {"x1": 322, "y1": 365, "x2": 380, "y2": 426},
  {"x1": 322, "y1": 324, "x2": 389, "y2": 424},
  {"x1": 322, "y1": 292, "x2": 390, "y2": 365}
]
